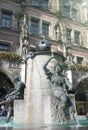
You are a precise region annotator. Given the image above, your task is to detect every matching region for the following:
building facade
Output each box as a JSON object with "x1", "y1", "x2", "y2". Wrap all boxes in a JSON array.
[{"x1": 0, "y1": 0, "x2": 88, "y2": 115}]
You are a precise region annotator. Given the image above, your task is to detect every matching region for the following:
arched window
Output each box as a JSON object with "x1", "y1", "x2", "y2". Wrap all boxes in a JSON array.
[
  {"x1": 75, "y1": 78, "x2": 88, "y2": 115},
  {"x1": 0, "y1": 72, "x2": 14, "y2": 100}
]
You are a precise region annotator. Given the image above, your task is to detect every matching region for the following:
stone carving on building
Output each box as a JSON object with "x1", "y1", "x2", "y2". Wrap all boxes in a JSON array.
[
  {"x1": 66, "y1": 46, "x2": 79, "y2": 74},
  {"x1": 20, "y1": 14, "x2": 29, "y2": 56},
  {"x1": 0, "y1": 75, "x2": 26, "y2": 122},
  {"x1": 66, "y1": 47, "x2": 74, "y2": 66},
  {"x1": 55, "y1": 21, "x2": 67, "y2": 42},
  {"x1": 54, "y1": 21, "x2": 62, "y2": 41},
  {"x1": 22, "y1": 39, "x2": 29, "y2": 55},
  {"x1": 54, "y1": 21, "x2": 67, "y2": 57}
]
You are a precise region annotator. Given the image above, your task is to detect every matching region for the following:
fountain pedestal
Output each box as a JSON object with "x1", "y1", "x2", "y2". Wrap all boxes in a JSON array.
[
  {"x1": 13, "y1": 52, "x2": 70, "y2": 124},
  {"x1": 13, "y1": 100, "x2": 26, "y2": 123}
]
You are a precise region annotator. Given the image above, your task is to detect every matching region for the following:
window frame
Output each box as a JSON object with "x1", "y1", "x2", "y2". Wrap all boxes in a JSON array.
[
  {"x1": 30, "y1": 0, "x2": 39, "y2": 7},
  {"x1": 72, "y1": 8, "x2": 77, "y2": 20},
  {"x1": 66, "y1": 28, "x2": 72, "y2": 41},
  {"x1": 74, "y1": 31, "x2": 80, "y2": 44},
  {"x1": 30, "y1": 19, "x2": 39, "y2": 35},
  {"x1": 30, "y1": 0, "x2": 49, "y2": 10},
  {"x1": 41, "y1": 0, "x2": 48, "y2": 9},
  {"x1": 1, "y1": 11, "x2": 12, "y2": 29},
  {"x1": 63, "y1": 5, "x2": 70, "y2": 17},
  {"x1": 42, "y1": 22, "x2": 49, "y2": 37},
  {"x1": 0, "y1": 43, "x2": 9, "y2": 51},
  {"x1": 77, "y1": 56, "x2": 83, "y2": 65}
]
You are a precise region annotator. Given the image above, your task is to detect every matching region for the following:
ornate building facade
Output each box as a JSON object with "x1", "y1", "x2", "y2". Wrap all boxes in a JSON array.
[{"x1": 0, "y1": 0, "x2": 88, "y2": 115}]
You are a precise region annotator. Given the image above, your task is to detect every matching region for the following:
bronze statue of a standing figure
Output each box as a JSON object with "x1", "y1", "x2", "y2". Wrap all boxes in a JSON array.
[
  {"x1": 0, "y1": 75, "x2": 26, "y2": 122},
  {"x1": 43, "y1": 56, "x2": 74, "y2": 120}
]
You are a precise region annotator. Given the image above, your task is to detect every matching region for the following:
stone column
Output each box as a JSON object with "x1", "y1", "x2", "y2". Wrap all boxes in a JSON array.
[
  {"x1": 63, "y1": 42, "x2": 66, "y2": 58},
  {"x1": 84, "y1": 7, "x2": 87, "y2": 21},
  {"x1": 21, "y1": 63, "x2": 26, "y2": 83},
  {"x1": 79, "y1": 33, "x2": 82, "y2": 46},
  {"x1": 28, "y1": 16, "x2": 31, "y2": 34},
  {"x1": 0, "y1": 11, "x2": 2, "y2": 24},
  {"x1": 48, "y1": 0, "x2": 52, "y2": 10},
  {"x1": 56, "y1": 0, "x2": 59, "y2": 10},
  {"x1": 71, "y1": 29, "x2": 74, "y2": 44},
  {"x1": 66, "y1": 66, "x2": 76, "y2": 120},
  {"x1": 39, "y1": 20, "x2": 42, "y2": 35},
  {"x1": 49, "y1": 23, "x2": 53, "y2": 39},
  {"x1": 11, "y1": 13, "x2": 15, "y2": 29},
  {"x1": 86, "y1": 33, "x2": 88, "y2": 48},
  {"x1": 66, "y1": 66, "x2": 72, "y2": 83}
]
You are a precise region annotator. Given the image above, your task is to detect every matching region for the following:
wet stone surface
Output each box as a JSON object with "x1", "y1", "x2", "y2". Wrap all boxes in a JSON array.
[{"x1": 0, "y1": 126, "x2": 88, "y2": 130}]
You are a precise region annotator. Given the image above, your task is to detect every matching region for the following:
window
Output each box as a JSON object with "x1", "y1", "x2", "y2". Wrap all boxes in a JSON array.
[
  {"x1": 74, "y1": 31, "x2": 80, "y2": 44},
  {"x1": 30, "y1": 0, "x2": 39, "y2": 7},
  {"x1": 72, "y1": 8, "x2": 77, "y2": 20},
  {"x1": 63, "y1": 5, "x2": 70, "y2": 17},
  {"x1": 30, "y1": 19, "x2": 49, "y2": 37},
  {"x1": 0, "y1": 44, "x2": 9, "y2": 51},
  {"x1": 66, "y1": 28, "x2": 71, "y2": 41},
  {"x1": 42, "y1": 23, "x2": 49, "y2": 37},
  {"x1": 76, "y1": 93, "x2": 87, "y2": 115},
  {"x1": 41, "y1": 0, "x2": 48, "y2": 9},
  {"x1": 30, "y1": 0, "x2": 49, "y2": 9},
  {"x1": 1, "y1": 12, "x2": 11, "y2": 28},
  {"x1": 77, "y1": 57, "x2": 83, "y2": 64},
  {"x1": 30, "y1": 20, "x2": 39, "y2": 34}
]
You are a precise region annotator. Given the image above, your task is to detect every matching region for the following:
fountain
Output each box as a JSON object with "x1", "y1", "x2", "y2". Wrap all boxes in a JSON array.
[
  {"x1": 0, "y1": 14, "x2": 88, "y2": 130},
  {"x1": 0, "y1": 42, "x2": 88, "y2": 130},
  {"x1": 12, "y1": 38, "x2": 76, "y2": 126}
]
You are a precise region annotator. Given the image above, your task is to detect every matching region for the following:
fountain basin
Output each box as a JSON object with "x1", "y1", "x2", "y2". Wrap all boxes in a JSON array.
[{"x1": 0, "y1": 116, "x2": 88, "y2": 128}]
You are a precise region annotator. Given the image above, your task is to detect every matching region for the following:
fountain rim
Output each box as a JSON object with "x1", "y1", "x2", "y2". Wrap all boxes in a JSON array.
[{"x1": 28, "y1": 51, "x2": 66, "y2": 61}]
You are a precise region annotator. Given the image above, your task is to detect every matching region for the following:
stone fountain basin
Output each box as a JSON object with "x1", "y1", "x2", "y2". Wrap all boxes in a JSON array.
[{"x1": 0, "y1": 116, "x2": 88, "y2": 128}]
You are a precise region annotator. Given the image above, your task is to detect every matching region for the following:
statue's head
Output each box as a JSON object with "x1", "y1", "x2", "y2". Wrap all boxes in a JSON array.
[
  {"x1": 13, "y1": 75, "x2": 21, "y2": 83},
  {"x1": 37, "y1": 39, "x2": 51, "y2": 51},
  {"x1": 54, "y1": 63, "x2": 63, "y2": 74}
]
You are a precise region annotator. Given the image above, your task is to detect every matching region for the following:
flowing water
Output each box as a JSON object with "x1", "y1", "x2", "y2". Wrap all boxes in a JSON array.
[{"x1": 0, "y1": 117, "x2": 88, "y2": 128}]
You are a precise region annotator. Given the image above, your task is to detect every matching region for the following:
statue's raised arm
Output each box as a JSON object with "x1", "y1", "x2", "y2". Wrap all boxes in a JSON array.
[
  {"x1": 64, "y1": 76, "x2": 73, "y2": 92},
  {"x1": 43, "y1": 56, "x2": 54, "y2": 80}
]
